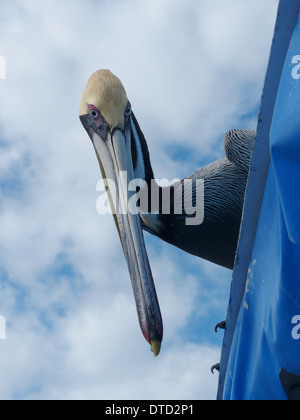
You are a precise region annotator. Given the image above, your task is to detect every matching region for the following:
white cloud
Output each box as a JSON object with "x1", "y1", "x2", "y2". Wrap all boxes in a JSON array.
[{"x1": 0, "y1": 0, "x2": 278, "y2": 400}]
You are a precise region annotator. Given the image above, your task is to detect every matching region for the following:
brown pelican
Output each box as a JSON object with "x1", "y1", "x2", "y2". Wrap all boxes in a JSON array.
[{"x1": 79, "y1": 69, "x2": 256, "y2": 356}]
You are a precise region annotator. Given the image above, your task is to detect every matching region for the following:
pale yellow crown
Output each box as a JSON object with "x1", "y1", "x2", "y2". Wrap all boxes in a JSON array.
[{"x1": 79, "y1": 70, "x2": 129, "y2": 130}]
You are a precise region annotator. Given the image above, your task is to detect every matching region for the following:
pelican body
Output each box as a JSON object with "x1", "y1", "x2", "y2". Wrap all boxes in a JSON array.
[{"x1": 79, "y1": 70, "x2": 256, "y2": 356}]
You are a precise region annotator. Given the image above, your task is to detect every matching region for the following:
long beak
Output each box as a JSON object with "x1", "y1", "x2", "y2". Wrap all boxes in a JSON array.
[{"x1": 80, "y1": 116, "x2": 163, "y2": 356}]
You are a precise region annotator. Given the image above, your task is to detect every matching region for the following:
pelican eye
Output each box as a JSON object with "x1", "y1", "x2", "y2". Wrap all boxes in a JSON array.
[
  {"x1": 90, "y1": 109, "x2": 99, "y2": 119},
  {"x1": 125, "y1": 102, "x2": 132, "y2": 116}
]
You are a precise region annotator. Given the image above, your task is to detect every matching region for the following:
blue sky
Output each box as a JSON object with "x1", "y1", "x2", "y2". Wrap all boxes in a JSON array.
[{"x1": 0, "y1": 0, "x2": 278, "y2": 400}]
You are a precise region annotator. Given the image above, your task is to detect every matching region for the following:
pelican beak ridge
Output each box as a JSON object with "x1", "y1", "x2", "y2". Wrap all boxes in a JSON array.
[{"x1": 80, "y1": 114, "x2": 163, "y2": 356}]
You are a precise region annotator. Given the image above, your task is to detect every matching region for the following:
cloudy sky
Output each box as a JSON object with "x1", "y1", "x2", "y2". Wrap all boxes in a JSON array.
[{"x1": 0, "y1": 0, "x2": 278, "y2": 400}]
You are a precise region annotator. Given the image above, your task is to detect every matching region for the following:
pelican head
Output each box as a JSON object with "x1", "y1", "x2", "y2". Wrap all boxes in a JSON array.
[{"x1": 79, "y1": 70, "x2": 163, "y2": 356}]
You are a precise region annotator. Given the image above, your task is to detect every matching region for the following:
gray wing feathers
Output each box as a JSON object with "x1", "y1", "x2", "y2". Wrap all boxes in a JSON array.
[{"x1": 224, "y1": 129, "x2": 256, "y2": 172}]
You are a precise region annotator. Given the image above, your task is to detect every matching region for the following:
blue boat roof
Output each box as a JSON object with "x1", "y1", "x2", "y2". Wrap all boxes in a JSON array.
[{"x1": 218, "y1": 0, "x2": 300, "y2": 400}]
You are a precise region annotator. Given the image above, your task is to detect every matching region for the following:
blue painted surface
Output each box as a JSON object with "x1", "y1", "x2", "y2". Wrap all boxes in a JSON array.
[{"x1": 221, "y1": 6, "x2": 300, "y2": 400}]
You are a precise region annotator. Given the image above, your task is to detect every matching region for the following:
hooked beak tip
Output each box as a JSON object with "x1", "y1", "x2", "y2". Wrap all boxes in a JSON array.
[{"x1": 151, "y1": 340, "x2": 162, "y2": 357}]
